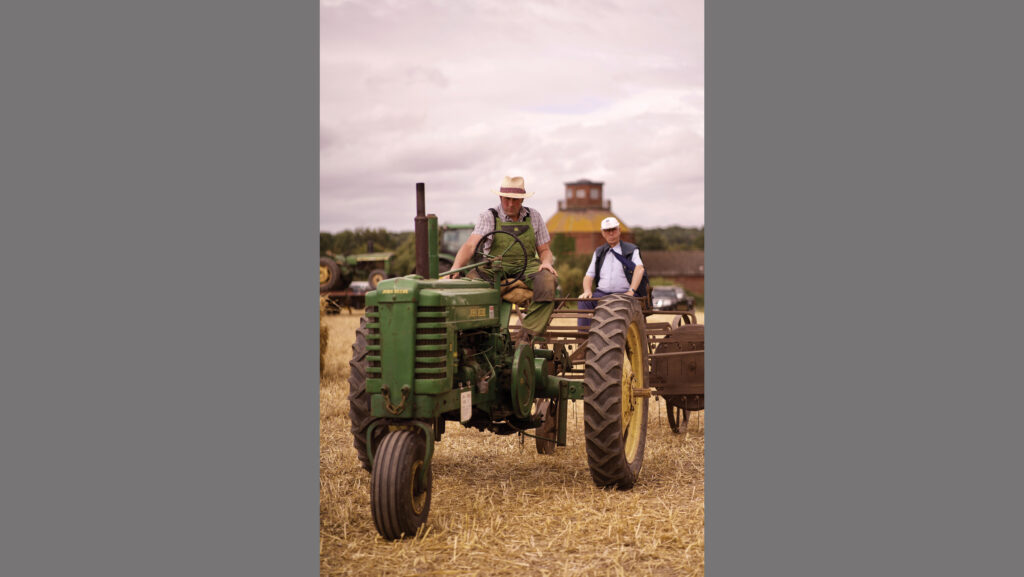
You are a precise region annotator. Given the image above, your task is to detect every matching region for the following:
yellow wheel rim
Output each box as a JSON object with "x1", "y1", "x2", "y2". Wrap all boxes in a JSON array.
[
  {"x1": 621, "y1": 321, "x2": 644, "y2": 461},
  {"x1": 410, "y1": 460, "x2": 427, "y2": 514},
  {"x1": 320, "y1": 265, "x2": 330, "y2": 284}
]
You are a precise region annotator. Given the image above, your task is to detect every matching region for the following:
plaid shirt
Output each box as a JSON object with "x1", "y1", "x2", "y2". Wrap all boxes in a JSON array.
[{"x1": 472, "y1": 205, "x2": 551, "y2": 253}]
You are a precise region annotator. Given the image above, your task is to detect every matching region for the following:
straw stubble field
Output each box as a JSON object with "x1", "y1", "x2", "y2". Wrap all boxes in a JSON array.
[{"x1": 320, "y1": 311, "x2": 704, "y2": 576}]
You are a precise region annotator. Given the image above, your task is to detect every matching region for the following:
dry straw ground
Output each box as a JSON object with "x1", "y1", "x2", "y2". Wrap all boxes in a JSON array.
[{"x1": 321, "y1": 310, "x2": 705, "y2": 577}]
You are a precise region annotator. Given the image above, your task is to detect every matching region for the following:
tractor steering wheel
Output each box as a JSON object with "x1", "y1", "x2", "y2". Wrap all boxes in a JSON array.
[{"x1": 470, "y1": 230, "x2": 529, "y2": 287}]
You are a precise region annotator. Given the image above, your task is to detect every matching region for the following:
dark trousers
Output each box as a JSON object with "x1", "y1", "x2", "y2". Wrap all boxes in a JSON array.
[{"x1": 577, "y1": 289, "x2": 618, "y2": 327}]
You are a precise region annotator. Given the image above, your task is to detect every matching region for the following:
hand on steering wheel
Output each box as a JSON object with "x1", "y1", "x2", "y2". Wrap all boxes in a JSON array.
[{"x1": 470, "y1": 230, "x2": 529, "y2": 287}]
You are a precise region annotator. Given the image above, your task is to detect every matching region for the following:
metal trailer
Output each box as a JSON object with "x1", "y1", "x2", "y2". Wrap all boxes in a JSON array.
[{"x1": 532, "y1": 300, "x2": 704, "y2": 436}]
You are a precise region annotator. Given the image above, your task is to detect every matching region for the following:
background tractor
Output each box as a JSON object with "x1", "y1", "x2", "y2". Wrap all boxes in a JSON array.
[
  {"x1": 319, "y1": 251, "x2": 395, "y2": 292},
  {"x1": 346, "y1": 183, "x2": 703, "y2": 539},
  {"x1": 436, "y1": 222, "x2": 475, "y2": 273}
]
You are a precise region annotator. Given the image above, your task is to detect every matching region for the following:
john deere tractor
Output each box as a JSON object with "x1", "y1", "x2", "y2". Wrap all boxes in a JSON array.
[
  {"x1": 319, "y1": 251, "x2": 395, "y2": 292},
  {"x1": 348, "y1": 184, "x2": 654, "y2": 539},
  {"x1": 436, "y1": 222, "x2": 475, "y2": 273}
]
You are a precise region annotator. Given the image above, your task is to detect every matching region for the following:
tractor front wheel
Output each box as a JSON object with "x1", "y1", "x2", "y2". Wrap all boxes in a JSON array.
[
  {"x1": 583, "y1": 294, "x2": 649, "y2": 489},
  {"x1": 371, "y1": 430, "x2": 432, "y2": 540},
  {"x1": 368, "y1": 268, "x2": 387, "y2": 289}
]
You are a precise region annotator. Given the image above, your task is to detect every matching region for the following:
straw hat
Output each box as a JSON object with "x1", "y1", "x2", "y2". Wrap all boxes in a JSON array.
[{"x1": 493, "y1": 176, "x2": 535, "y2": 199}]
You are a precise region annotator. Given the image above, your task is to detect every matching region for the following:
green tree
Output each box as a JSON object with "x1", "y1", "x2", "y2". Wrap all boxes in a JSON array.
[
  {"x1": 331, "y1": 230, "x2": 356, "y2": 255},
  {"x1": 550, "y1": 233, "x2": 576, "y2": 260},
  {"x1": 320, "y1": 232, "x2": 335, "y2": 255},
  {"x1": 391, "y1": 234, "x2": 418, "y2": 276},
  {"x1": 633, "y1": 228, "x2": 667, "y2": 250},
  {"x1": 632, "y1": 226, "x2": 704, "y2": 251},
  {"x1": 557, "y1": 263, "x2": 585, "y2": 298}
]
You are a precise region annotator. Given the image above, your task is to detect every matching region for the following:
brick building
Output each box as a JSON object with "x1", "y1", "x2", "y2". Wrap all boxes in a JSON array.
[{"x1": 642, "y1": 250, "x2": 705, "y2": 296}]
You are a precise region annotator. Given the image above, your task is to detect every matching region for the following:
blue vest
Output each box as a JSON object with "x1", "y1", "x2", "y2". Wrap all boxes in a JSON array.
[{"x1": 594, "y1": 241, "x2": 649, "y2": 297}]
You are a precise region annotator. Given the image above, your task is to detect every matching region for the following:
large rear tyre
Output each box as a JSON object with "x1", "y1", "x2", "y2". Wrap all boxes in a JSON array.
[
  {"x1": 348, "y1": 316, "x2": 385, "y2": 472},
  {"x1": 583, "y1": 294, "x2": 649, "y2": 489},
  {"x1": 371, "y1": 430, "x2": 432, "y2": 540},
  {"x1": 320, "y1": 257, "x2": 343, "y2": 292}
]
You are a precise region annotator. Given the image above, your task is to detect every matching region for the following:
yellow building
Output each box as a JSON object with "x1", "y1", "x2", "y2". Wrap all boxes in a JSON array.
[{"x1": 546, "y1": 179, "x2": 634, "y2": 255}]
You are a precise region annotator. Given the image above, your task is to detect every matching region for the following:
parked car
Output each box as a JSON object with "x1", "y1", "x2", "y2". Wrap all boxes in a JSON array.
[
  {"x1": 348, "y1": 281, "x2": 372, "y2": 295},
  {"x1": 651, "y1": 285, "x2": 694, "y2": 311}
]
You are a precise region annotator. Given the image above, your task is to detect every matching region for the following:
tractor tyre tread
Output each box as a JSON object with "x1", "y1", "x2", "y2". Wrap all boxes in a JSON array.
[
  {"x1": 583, "y1": 294, "x2": 648, "y2": 489},
  {"x1": 370, "y1": 431, "x2": 432, "y2": 540},
  {"x1": 348, "y1": 316, "x2": 384, "y2": 472}
]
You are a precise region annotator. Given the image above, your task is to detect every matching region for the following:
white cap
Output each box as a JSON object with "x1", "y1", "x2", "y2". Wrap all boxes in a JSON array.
[{"x1": 601, "y1": 216, "x2": 620, "y2": 230}]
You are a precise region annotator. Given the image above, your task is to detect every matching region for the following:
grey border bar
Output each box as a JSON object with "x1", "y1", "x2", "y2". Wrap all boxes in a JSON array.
[
  {"x1": 709, "y1": 1, "x2": 1023, "y2": 575},
  {"x1": 2, "y1": 2, "x2": 318, "y2": 575}
]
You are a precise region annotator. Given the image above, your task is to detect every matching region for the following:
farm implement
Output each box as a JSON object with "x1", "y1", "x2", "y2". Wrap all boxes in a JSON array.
[{"x1": 347, "y1": 184, "x2": 704, "y2": 539}]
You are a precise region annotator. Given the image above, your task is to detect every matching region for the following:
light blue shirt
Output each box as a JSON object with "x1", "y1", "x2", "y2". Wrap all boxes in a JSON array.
[{"x1": 585, "y1": 243, "x2": 643, "y2": 293}]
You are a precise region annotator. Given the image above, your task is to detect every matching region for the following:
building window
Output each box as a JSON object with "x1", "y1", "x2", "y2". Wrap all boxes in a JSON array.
[
  {"x1": 576, "y1": 189, "x2": 585, "y2": 198},
  {"x1": 566, "y1": 189, "x2": 572, "y2": 199},
  {"x1": 590, "y1": 188, "x2": 599, "y2": 199}
]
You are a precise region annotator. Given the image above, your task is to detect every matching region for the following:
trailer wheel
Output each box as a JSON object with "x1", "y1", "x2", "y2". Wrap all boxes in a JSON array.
[
  {"x1": 535, "y1": 345, "x2": 567, "y2": 455},
  {"x1": 583, "y1": 294, "x2": 649, "y2": 489},
  {"x1": 320, "y1": 257, "x2": 343, "y2": 292},
  {"x1": 534, "y1": 398, "x2": 557, "y2": 455},
  {"x1": 348, "y1": 316, "x2": 385, "y2": 472},
  {"x1": 371, "y1": 430, "x2": 432, "y2": 540},
  {"x1": 368, "y1": 268, "x2": 387, "y2": 290}
]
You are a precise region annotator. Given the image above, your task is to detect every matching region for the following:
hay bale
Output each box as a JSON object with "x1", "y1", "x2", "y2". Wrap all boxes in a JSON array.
[{"x1": 320, "y1": 296, "x2": 330, "y2": 379}]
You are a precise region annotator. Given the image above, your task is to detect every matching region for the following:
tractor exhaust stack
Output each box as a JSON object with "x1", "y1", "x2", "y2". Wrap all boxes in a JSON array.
[{"x1": 415, "y1": 183, "x2": 429, "y2": 277}]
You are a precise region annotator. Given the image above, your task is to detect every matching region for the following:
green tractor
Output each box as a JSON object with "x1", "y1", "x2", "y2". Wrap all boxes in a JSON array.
[
  {"x1": 348, "y1": 183, "x2": 701, "y2": 539},
  {"x1": 319, "y1": 251, "x2": 395, "y2": 292}
]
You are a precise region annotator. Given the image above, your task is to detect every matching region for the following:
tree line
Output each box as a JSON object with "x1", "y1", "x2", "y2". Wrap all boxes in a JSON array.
[{"x1": 320, "y1": 226, "x2": 703, "y2": 297}]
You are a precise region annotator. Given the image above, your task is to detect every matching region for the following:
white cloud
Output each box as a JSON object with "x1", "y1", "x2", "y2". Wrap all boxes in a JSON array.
[{"x1": 320, "y1": 0, "x2": 703, "y2": 232}]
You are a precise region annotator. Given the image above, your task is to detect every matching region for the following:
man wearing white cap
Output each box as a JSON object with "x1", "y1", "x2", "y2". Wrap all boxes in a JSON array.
[
  {"x1": 449, "y1": 176, "x2": 559, "y2": 340},
  {"x1": 577, "y1": 216, "x2": 646, "y2": 327}
]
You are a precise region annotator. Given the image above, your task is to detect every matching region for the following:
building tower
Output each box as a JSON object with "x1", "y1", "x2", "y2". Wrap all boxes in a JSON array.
[{"x1": 545, "y1": 179, "x2": 634, "y2": 256}]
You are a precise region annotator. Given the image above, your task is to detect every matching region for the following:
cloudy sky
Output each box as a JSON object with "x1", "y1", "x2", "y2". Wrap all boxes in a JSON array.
[{"x1": 320, "y1": 0, "x2": 703, "y2": 233}]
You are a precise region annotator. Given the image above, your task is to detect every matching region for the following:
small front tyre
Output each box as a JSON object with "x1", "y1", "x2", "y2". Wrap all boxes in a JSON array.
[
  {"x1": 367, "y1": 269, "x2": 387, "y2": 290},
  {"x1": 371, "y1": 430, "x2": 432, "y2": 540}
]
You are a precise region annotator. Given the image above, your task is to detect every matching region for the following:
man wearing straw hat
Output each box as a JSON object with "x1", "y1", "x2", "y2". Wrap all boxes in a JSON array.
[{"x1": 449, "y1": 176, "x2": 559, "y2": 342}]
